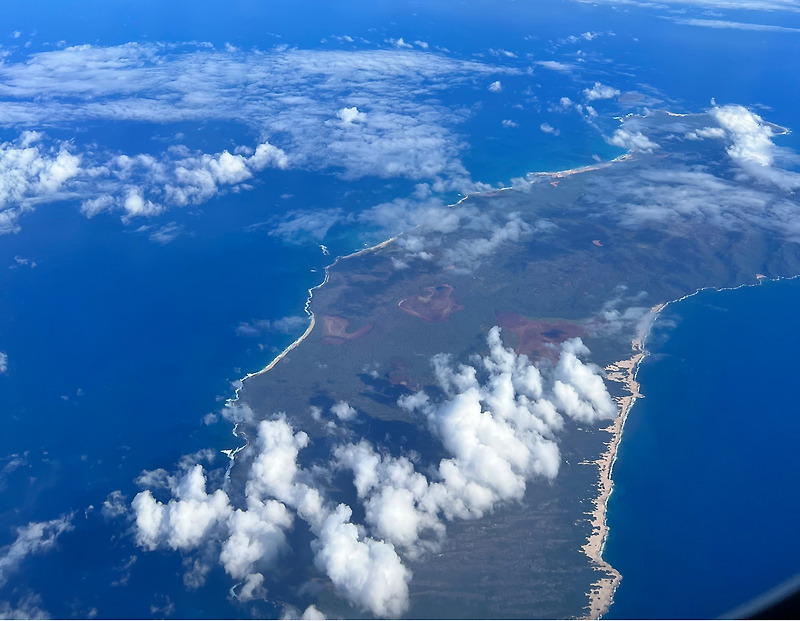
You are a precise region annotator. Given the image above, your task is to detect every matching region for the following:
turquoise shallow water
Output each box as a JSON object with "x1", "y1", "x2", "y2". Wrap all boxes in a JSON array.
[{"x1": 605, "y1": 277, "x2": 800, "y2": 619}]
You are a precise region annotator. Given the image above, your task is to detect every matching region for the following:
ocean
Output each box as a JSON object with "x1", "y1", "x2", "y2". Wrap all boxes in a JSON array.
[
  {"x1": 1, "y1": 1, "x2": 800, "y2": 618},
  {"x1": 605, "y1": 277, "x2": 800, "y2": 619}
]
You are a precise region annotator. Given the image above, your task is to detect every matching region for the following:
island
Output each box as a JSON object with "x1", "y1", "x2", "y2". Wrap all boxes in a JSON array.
[{"x1": 217, "y1": 108, "x2": 800, "y2": 618}]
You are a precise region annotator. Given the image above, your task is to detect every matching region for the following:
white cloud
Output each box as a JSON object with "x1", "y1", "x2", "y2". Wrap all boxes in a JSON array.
[
  {"x1": 571, "y1": 0, "x2": 800, "y2": 11},
  {"x1": 0, "y1": 133, "x2": 82, "y2": 232},
  {"x1": 131, "y1": 465, "x2": 232, "y2": 551},
  {"x1": 540, "y1": 122, "x2": 560, "y2": 136},
  {"x1": 132, "y1": 326, "x2": 617, "y2": 616},
  {"x1": 220, "y1": 500, "x2": 292, "y2": 585},
  {"x1": 711, "y1": 105, "x2": 775, "y2": 166},
  {"x1": 588, "y1": 166, "x2": 800, "y2": 240},
  {"x1": 488, "y1": 80, "x2": 503, "y2": 93},
  {"x1": 711, "y1": 105, "x2": 800, "y2": 190},
  {"x1": 0, "y1": 352, "x2": 7, "y2": 374},
  {"x1": 0, "y1": 43, "x2": 516, "y2": 231},
  {"x1": 607, "y1": 128, "x2": 659, "y2": 153},
  {"x1": 551, "y1": 339, "x2": 617, "y2": 423},
  {"x1": 269, "y1": 208, "x2": 344, "y2": 243},
  {"x1": 502, "y1": 119, "x2": 519, "y2": 128},
  {"x1": 684, "y1": 126, "x2": 726, "y2": 140},
  {"x1": 247, "y1": 418, "x2": 409, "y2": 617},
  {"x1": 583, "y1": 82, "x2": 620, "y2": 101},
  {"x1": 440, "y1": 213, "x2": 531, "y2": 273},
  {"x1": 337, "y1": 107, "x2": 367, "y2": 125},
  {"x1": 534, "y1": 60, "x2": 574, "y2": 72},
  {"x1": 312, "y1": 503, "x2": 410, "y2": 618},
  {"x1": 0, "y1": 594, "x2": 48, "y2": 620},
  {"x1": 102, "y1": 490, "x2": 128, "y2": 519},
  {"x1": 0, "y1": 515, "x2": 73, "y2": 587},
  {"x1": 123, "y1": 188, "x2": 163, "y2": 218},
  {"x1": 387, "y1": 37, "x2": 413, "y2": 49},
  {"x1": 331, "y1": 401, "x2": 357, "y2": 421},
  {"x1": 236, "y1": 315, "x2": 307, "y2": 337},
  {"x1": 675, "y1": 18, "x2": 800, "y2": 32},
  {"x1": 489, "y1": 48, "x2": 518, "y2": 58},
  {"x1": 338, "y1": 327, "x2": 614, "y2": 559}
]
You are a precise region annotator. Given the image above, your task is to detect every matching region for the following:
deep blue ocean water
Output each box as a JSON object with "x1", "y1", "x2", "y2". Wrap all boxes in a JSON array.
[
  {"x1": 1, "y1": 1, "x2": 800, "y2": 618},
  {"x1": 605, "y1": 278, "x2": 800, "y2": 619}
]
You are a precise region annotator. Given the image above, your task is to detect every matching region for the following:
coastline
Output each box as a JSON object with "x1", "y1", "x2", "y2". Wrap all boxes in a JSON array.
[
  {"x1": 581, "y1": 303, "x2": 664, "y2": 620},
  {"x1": 580, "y1": 273, "x2": 791, "y2": 619}
]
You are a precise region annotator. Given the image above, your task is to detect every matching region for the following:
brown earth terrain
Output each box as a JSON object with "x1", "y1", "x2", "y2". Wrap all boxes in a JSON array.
[
  {"x1": 320, "y1": 315, "x2": 373, "y2": 345},
  {"x1": 398, "y1": 284, "x2": 465, "y2": 323},
  {"x1": 495, "y1": 311, "x2": 584, "y2": 359}
]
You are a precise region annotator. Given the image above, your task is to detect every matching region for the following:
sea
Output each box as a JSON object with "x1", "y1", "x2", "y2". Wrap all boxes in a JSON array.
[
  {"x1": 605, "y1": 278, "x2": 800, "y2": 619},
  {"x1": 1, "y1": 1, "x2": 800, "y2": 618}
]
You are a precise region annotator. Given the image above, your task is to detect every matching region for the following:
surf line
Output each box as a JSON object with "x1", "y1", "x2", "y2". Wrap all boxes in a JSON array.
[
  {"x1": 581, "y1": 301, "x2": 662, "y2": 620},
  {"x1": 219, "y1": 235, "x2": 399, "y2": 465},
  {"x1": 582, "y1": 272, "x2": 797, "y2": 619}
]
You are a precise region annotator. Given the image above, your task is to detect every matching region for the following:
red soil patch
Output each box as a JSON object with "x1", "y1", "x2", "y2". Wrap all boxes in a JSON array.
[
  {"x1": 387, "y1": 357, "x2": 420, "y2": 391},
  {"x1": 321, "y1": 315, "x2": 373, "y2": 345},
  {"x1": 495, "y1": 311, "x2": 583, "y2": 359},
  {"x1": 398, "y1": 284, "x2": 464, "y2": 323}
]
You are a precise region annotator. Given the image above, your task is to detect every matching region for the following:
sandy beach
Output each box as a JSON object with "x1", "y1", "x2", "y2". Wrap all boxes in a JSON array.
[{"x1": 581, "y1": 304, "x2": 664, "y2": 619}]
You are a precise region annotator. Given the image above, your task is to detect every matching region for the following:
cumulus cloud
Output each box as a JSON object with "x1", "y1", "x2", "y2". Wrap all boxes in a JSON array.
[
  {"x1": 248, "y1": 418, "x2": 409, "y2": 617},
  {"x1": 712, "y1": 105, "x2": 776, "y2": 167},
  {"x1": 540, "y1": 122, "x2": 560, "y2": 136},
  {"x1": 1, "y1": 131, "x2": 290, "y2": 230},
  {"x1": 337, "y1": 107, "x2": 367, "y2": 124},
  {"x1": 344, "y1": 328, "x2": 614, "y2": 553},
  {"x1": 102, "y1": 490, "x2": 128, "y2": 519},
  {"x1": 701, "y1": 105, "x2": 800, "y2": 190},
  {"x1": 607, "y1": 128, "x2": 659, "y2": 153},
  {"x1": 219, "y1": 500, "x2": 292, "y2": 586},
  {"x1": 488, "y1": 80, "x2": 503, "y2": 93},
  {"x1": 551, "y1": 339, "x2": 616, "y2": 423},
  {"x1": 0, "y1": 133, "x2": 81, "y2": 233},
  {"x1": 131, "y1": 327, "x2": 617, "y2": 616},
  {"x1": 684, "y1": 126, "x2": 726, "y2": 140},
  {"x1": 331, "y1": 401, "x2": 357, "y2": 421},
  {"x1": 0, "y1": 515, "x2": 74, "y2": 587},
  {"x1": 334, "y1": 327, "x2": 616, "y2": 576},
  {"x1": 0, "y1": 43, "x2": 514, "y2": 199},
  {"x1": 312, "y1": 503, "x2": 410, "y2": 617},
  {"x1": 387, "y1": 37, "x2": 413, "y2": 49},
  {"x1": 0, "y1": 352, "x2": 7, "y2": 374},
  {"x1": 583, "y1": 82, "x2": 620, "y2": 101},
  {"x1": 132, "y1": 465, "x2": 232, "y2": 551}
]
